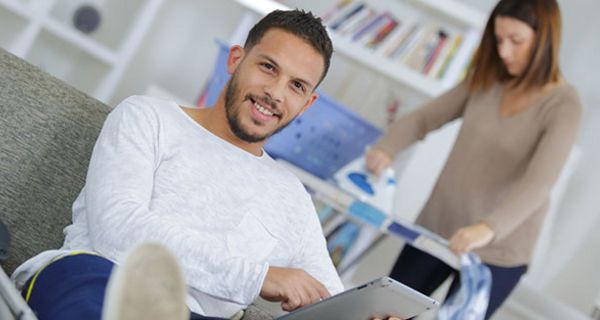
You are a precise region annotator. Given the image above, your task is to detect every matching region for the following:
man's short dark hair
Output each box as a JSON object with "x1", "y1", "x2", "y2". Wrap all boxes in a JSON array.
[{"x1": 244, "y1": 9, "x2": 333, "y2": 88}]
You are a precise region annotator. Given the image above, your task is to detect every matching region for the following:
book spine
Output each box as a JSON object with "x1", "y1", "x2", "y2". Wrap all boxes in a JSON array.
[
  {"x1": 441, "y1": 28, "x2": 480, "y2": 86},
  {"x1": 337, "y1": 8, "x2": 375, "y2": 37},
  {"x1": 351, "y1": 12, "x2": 388, "y2": 42},
  {"x1": 321, "y1": 0, "x2": 354, "y2": 24},
  {"x1": 366, "y1": 17, "x2": 399, "y2": 50},
  {"x1": 386, "y1": 24, "x2": 420, "y2": 59},
  {"x1": 422, "y1": 30, "x2": 448, "y2": 75},
  {"x1": 435, "y1": 34, "x2": 463, "y2": 80},
  {"x1": 330, "y1": 2, "x2": 366, "y2": 31}
]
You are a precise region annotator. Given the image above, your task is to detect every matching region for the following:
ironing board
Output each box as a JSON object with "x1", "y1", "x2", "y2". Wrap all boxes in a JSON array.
[{"x1": 277, "y1": 160, "x2": 459, "y2": 269}]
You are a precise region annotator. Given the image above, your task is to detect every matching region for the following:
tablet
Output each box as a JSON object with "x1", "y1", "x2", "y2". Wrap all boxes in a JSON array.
[{"x1": 277, "y1": 277, "x2": 439, "y2": 320}]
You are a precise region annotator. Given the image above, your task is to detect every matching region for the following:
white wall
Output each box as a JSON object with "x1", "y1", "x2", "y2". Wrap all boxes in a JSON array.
[
  {"x1": 540, "y1": 0, "x2": 600, "y2": 313},
  {"x1": 110, "y1": 0, "x2": 247, "y2": 106}
]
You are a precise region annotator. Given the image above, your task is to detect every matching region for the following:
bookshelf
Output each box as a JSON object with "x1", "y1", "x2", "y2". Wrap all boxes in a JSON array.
[
  {"x1": 234, "y1": 0, "x2": 486, "y2": 98},
  {"x1": 0, "y1": 0, "x2": 164, "y2": 103}
]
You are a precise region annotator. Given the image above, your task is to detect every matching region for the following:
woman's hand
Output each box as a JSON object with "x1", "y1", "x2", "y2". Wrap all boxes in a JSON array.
[
  {"x1": 365, "y1": 148, "x2": 393, "y2": 175},
  {"x1": 448, "y1": 222, "x2": 495, "y2": 254}
]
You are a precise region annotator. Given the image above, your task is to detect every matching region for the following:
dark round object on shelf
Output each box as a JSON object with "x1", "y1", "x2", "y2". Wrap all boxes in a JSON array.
[{"x1": 72, "y1": 5, "x2": 101, "y2": 34}]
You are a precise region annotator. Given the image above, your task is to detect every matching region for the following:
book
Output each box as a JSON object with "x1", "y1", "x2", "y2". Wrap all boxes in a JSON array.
[
  {"x1": 422, "y1": 30, "x2": 449, "y2": 75},
  {"x1": 337, "y1": 226, "x2": 382, "y2": 272},
  {"x1": 321, "y1": 0, "x2": 354, "y2": 24},
  {"x1": 402, "y1": 25, "x2": 439, "y2": 71},
  {"x1": 326, "y1": 220, "x2": 361, "y2": 267},
  {"x1": 329, "y1": 2, "x2": 367, "y2": 31},
  {"x1": 440, "y1": 27, "x2": 480, "y2": 86},
  {"x1": 322, "y1": 212, "x2": 350, "y2": 236},
  {"x1": 337, "y1": 7, "x2": 376, "y2": 37},
  {"x1": 435, "y1": 34, "x2": 463, "y2": 80},
  {"x1": 351, "y1": 12, "x2": 389, "y2": 43},
  {"x1": 380, "y1": 23, "x2": 412, "y2": 57},
  {"x1": 313, "y1": 198, "x2": 338, "y2": 224},
  {"x1": 365, "y1": 16, "x2": 399, "y2": 50},
  {"x1": 427, "y1": 31, "x2": 455, "y2": 78},
  {"x1": 374, "y1": 20, "x2": 407, "y2": 55},
  {"x1": 387, "y1": 24, "x2": 422, "y2": 60}
]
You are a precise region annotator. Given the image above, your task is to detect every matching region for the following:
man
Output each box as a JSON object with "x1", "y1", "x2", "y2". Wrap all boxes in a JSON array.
[{"x1": 12, "y1": 9, "x2": 343, "y2": 320}]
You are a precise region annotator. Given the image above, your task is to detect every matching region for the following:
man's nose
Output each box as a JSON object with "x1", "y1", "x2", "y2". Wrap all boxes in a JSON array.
[{"x1": 263, "y1": 78, "x2": 285, "y2": 104}]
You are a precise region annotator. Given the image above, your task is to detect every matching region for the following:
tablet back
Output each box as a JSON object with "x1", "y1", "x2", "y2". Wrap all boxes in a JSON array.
[{"x1": 278, "y1": 277, "x2": 439, "y2": 320}]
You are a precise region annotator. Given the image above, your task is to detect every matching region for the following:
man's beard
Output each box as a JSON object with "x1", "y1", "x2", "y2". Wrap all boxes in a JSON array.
[{"x1": 224, "y1": 73, "x2": 294, "y2": 143}]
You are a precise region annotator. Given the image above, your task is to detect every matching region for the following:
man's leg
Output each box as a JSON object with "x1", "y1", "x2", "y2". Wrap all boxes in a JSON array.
[
  {"x1": 389, "y1": 244, "x2": 456, "y2": 296},
  {"x1": 22, "y1": 253, "x2": 113, "y2": 320}
]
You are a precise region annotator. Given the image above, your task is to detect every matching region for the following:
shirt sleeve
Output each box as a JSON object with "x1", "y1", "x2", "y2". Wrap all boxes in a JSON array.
[
  {"x1": 374, "y1": 82, "x2": 470, "y2": 157},
  {"x1": 289, "y1": 193, "x2": 344, "y2": 295},
  {"x1": 84, "y1": 96, "x2": 267, "y2": 305},
  {"x1": 482, "y1": 92, "x2": 582, "y2": 241}
]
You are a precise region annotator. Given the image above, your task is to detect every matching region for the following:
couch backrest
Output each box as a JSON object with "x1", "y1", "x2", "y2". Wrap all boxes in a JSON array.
[{"x1": 0, "y1": 49, "x2": 109, "y2": 274}]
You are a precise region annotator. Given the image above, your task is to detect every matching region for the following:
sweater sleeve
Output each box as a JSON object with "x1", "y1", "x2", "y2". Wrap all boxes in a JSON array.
[
  {"x1": 374, "y1": 82, "x2": 470, "y2": 157},
  {"x1": 289, "y1": 193, "x2": 344, "y2": 296},
  {"x1": 84, "y1": 96, "x2": 267, "y2": 305},
  {"x1": 482, "y1": 92, "x2": 582, "y2": 241}
]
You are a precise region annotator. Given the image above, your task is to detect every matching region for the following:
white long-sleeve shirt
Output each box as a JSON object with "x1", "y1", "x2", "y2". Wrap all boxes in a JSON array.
[{"x1": 12, "y1": 95, "x2": 343, "y2": 317}]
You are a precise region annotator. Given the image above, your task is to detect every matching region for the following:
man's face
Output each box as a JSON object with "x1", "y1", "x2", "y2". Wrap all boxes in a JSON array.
[{"x1": 224, "y1": 28, "x2": 324, "y2": 143}]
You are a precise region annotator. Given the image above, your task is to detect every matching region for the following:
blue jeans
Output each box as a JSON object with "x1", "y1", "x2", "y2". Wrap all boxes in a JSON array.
[
  {"x1": 389, "y1": 245, "x2": 527, "y2": 319},
  {"x1": 22, "y1": 253, "x2": 227, "y2": 320}
]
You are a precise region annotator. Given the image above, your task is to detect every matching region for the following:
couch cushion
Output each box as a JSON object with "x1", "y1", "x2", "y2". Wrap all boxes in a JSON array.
[{"x1": 0, "y1": 48, "x2": 109, "y2": 274}]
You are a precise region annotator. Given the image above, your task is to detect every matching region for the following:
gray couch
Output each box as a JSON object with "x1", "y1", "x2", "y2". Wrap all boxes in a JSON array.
[{"x1": 0, "y1": 48, "x2": 272, "y2": 320}]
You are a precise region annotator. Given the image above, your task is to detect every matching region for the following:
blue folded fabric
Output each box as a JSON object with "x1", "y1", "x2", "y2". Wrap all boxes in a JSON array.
[{"x1": 437, "y1": 253, "x2": 491, "y2": 320}]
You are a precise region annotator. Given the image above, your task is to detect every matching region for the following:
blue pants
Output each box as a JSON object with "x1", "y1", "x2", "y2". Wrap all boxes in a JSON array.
[
  {"x1": 389, "y1": 245, "x2": 527, "y2": 319},
  {"x1": 22, "y1": 253, "x2": 227, "y2": 320}
]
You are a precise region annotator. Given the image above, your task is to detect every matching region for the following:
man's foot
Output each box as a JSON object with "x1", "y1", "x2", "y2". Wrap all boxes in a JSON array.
[{"x1": 102, "y1": 243, "x2": 189, "y2": 320}]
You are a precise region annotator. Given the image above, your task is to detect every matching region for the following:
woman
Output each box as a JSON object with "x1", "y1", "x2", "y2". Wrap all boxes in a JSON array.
[{"x1": 366, "y1": 0, "x2": 581, "y2": 318}]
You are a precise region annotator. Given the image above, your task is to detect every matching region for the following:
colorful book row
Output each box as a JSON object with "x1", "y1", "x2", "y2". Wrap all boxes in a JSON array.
[{"x1": 321, "y1": 0, "x2": 480, "y2": 84}]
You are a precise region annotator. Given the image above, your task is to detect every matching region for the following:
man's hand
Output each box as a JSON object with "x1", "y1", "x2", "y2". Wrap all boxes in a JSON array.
[
  {"x1": 365, "y1": 148, "x2": 393, "y2": 176},
  {"x1": 260, "y1": 267, "x2": 331, "y2": 312},
  {"x1": 448, "y1": 222, "x2": 495, "y2": 254}
]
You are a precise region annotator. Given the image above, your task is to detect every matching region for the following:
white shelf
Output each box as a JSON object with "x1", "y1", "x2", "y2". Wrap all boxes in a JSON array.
[
  {"x1": 234, "y1": 0, "x2": 485, "y2": 98},
  {"x1": 331, "y1": 32, "x2": 447, "y2": 96},
  {"x1": 0, "y1": 3, "x2": 29, "y2": 49},
  {"x1": 49, "y1": 0, "x2": 149, "y2": 52},
  {"x1": 233, "y1": 0, "x2": 289, "y2": 16},
  {"x1": 0, "y1": 0, "x2": 165, "y2": 103},
  {"x1": 410, "y1": 0, "x2": 486, "y2": 28},
  {"x1": 0, "y1": 0, "x2": 28, "y2": 18},
  {"x1": 26, "y1": 29, "x2": 112, "y2": 95},
  {"x1": 43, "y1": 17, "x2": 117, "y2": 65}
]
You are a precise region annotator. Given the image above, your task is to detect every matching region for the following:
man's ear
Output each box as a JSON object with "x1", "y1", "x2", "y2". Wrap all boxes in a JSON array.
[
  {"x1": 298, "y1": 92, "x2": 319, "y2": 116},
  {"x1": 226, "y1": 45, "x2": 245, "y2": 75}
]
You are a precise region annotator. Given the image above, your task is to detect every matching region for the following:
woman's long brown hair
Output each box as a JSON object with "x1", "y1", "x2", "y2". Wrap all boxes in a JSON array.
[{"x1": 467, "y1": 0, "x2": 562, "y2": 93}]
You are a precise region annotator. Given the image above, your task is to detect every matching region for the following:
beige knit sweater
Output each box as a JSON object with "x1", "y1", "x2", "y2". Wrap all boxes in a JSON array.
[{"x1": 375, "y1": 81, "x2": 581, "y2": 266}]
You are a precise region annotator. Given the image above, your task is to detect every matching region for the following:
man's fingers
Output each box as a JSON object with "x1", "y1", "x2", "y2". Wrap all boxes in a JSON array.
[
  {"x1": 281, "y1": 293, "x2": 301, "y2": 311},
  {"x1": 263, "y1": 267, "x2": 332, "y2": 311},
  {"x1": 308, "y1": 275, "x2": 331, "y2": 299}
]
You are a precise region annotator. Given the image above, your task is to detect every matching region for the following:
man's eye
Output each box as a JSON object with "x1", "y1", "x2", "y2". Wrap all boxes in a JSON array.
[
  {"x1": 292, "y1": 81, "x2": 305, "y2": 92},
  {"x1": 261, "y1": 63, "x2": 274, "y2": 70}
]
